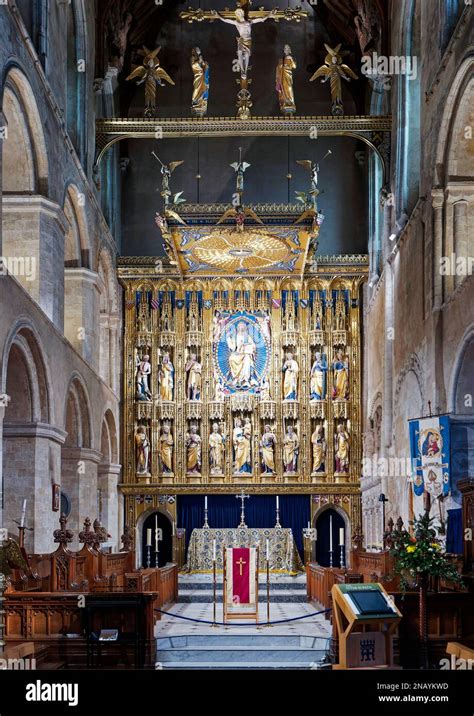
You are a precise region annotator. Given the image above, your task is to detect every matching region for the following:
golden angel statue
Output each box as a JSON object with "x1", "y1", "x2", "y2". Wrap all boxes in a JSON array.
[
  {"x1": 190, "y1": 47, "x2": 209, "y2": 116},
  {"x1": 126, "y1": 46, "x2": 175, "y2": 117},
  {"x1": 276, "y1": 44, "x2": 296, "y2": 114},
  {"x1": 309, "y1": 44, "x2": 358, "y2": 116}
]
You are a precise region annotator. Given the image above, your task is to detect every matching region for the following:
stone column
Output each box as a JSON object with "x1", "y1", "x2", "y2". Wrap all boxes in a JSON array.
[
  {"x1": 0, "y1": 395, "x2": 10, "y2": 532},
  {"x1": 64, "y1": 268, "x2": 100, "y2": 368},
  {"x1": 2, "y1": 196, "x2": 68, "y2": 329},
  {"x1": 60, "y1": 447, "x2": 101, "y2": 550},
  {"x1": 98, "y1": 463, "x2": 121, "y2": 549},
  {"x1": 108, "y1": 315, "x2": 121, "y2": 394},
  {"x1": 444, "y1": 190, "x2": 455, "y2": 298},
  {"x1": 0, "y1": 109, "x2": 6, "y2": 256},
  {"x1": 2, "y1": 422, "x2": 66, "y2": 552},
  {"x1": 431, "y1": 189, "x2": 444, "y2": 310},
  {"x1": 454, "y1": 200, "x2": 468, "y2": 289}
]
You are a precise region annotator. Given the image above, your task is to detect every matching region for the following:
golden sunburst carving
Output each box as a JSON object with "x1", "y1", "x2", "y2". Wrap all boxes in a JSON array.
[{"x1": 192, "y1": 229, "x2": 290, "y2": 272}]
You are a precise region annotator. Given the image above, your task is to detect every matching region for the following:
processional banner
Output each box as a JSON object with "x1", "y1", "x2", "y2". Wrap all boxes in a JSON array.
[
  {"x1": 223, "y1": 547, "x2": 258, "y2": 622},
  {"x1": 409, "y1": 415, "x2": 451, "y2": 498}
]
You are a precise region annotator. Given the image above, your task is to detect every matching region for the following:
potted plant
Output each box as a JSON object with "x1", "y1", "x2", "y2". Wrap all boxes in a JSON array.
[{"x1": 389, "y1": 513, "x2": 463, "y2": 668}]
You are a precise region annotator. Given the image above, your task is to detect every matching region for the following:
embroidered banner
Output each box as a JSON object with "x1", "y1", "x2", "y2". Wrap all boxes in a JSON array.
[
  {"x1": 409, "y1": 415, "x2": 451, "y2": 497},
  {"x1": 224, "y1": 547, "x2": 258, "y2": 619}
]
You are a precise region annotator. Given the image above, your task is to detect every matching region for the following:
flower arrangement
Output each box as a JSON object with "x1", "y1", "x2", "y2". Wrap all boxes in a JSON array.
[{"x1": 389, "y1": 513, "x2": 463, "y2": 592}]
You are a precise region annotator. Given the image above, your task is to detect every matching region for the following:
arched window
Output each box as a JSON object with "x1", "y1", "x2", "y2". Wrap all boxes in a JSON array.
[
  {"x1": 396, "y1": 0, "x2": 421, "y2": 217},
  {"x1": 15, "y1": 1, "x2": 47, "y2": 64},
  {"x1": 66, "y1": 0, "x2": 87, "y2": 164}
]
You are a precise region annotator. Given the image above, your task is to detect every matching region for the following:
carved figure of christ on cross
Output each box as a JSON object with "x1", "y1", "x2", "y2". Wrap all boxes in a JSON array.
[
  {"x1": 211, "y1": 8, "x2": 278, "y2": 79},
  {"x1": 236, "y1": 556, "x2": 247, "y2": 576}
]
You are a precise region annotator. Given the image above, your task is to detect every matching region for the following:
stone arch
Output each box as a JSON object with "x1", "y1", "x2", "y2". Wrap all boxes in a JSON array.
[
  {"x1": 1, "y1": 322, "x2": 58, "y2": 551},
  {"x1": 100, "y1": 408, "x2": 118, "y2": 464},
  {"x1": 63, "y1": 184, "x2": 91, "y2": 268},
  {"x1": 393, "y1": 352, "x2": 424, "y2": 439},
  {"x1": 435, "y1": 56, "x2": 474, "y2": 184},
  {"x1": 449, "y1": 323, "x2": 474, "y2": 415},
  {"x1": 66, "y1": 0, "x2": 88, "y2": 162},
  {"x1": 1, "y1": 65, "x2": 48, "y2": 194},
  {"x1": 135, "y1": 507, "x2": 174, "y2": 569},
  {"x1": 1, "y1": 320, "x2": 52, "y2": 424},
  {"x1": 312, "y1": 503, "x2": 350, "y2": 567},
  {"x1": 63, "y1": 374, "x2": 92, "y2": 449}
]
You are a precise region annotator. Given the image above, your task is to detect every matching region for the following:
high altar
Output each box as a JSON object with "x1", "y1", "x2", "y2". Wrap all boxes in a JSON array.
[{"x1": 117, "y1": 200, "x2": 367, "y2": 554}]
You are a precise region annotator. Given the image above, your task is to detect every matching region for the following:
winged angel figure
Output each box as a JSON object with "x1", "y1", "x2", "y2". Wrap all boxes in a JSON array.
[
  {"x1": 126, "y1": 46, "x2": 175, "y2": 117},
  {"x1": 216, "y1": 205, "x2": 263, "y2": 232},
  {"x1": 310, "y1": 44, "x2": 358, "y2": 116}
]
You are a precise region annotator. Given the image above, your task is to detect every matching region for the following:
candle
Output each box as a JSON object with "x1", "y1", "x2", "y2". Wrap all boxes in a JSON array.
[
  {"x1": 212, "y1": 539, "x2": 216, "y2": 562},
  {"x1": 266, "y1": 538, "x2": 269, "y2": 561},
  {"x1": 205, "y1": 496, "x2": 208, "y2": 510},
  {"x1": 329, "y1": 515, "x2": 333, "y2": 551},
  {"x1": 276, "y1": 496, "x2": 279, "y2": 509},
  {"x1": 146, "y1": 528, "x2": 152, "y2": 547},
  {"x1": 307, "y1": 521, "x2": 310, "y2": 529},
  {"x1": 339, "y1": 527, "x2": 345, "y2": 546},
  {"x1": 20, "y1": 499, "x2": 26, "y2": 528},
  {"x1": 155, "y1": 515, "x2": 159, "y2": 551}
]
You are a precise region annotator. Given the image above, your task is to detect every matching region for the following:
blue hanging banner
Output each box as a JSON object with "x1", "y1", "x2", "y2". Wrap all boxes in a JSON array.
[{"x1": 409, "y1": 415, "x2": 451, "y2": 497}]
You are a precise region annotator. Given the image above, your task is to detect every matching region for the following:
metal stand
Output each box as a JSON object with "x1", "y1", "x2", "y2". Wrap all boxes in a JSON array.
[
  {"x1": 203, "y1": 508, "x2": 209, "y2": 529},
  {"x1": 329, "y1": 549, "x2": 333, "y2": 568},
  {"x1": 212, "y1": 559, "x2": 218, "y2": 628},
  {"x1": 146, "y1": 545, "x2": 151, "y2": 568},
  {"x1": 339, "y1": 543, "x2": 345, "y2": 569},
  {"x1": 275, "y1": 506, "x2": 281, "y2": 529},
  {"x1": 154, "y1": 547, "x2": 159, "y2": 568},
  {"x1": 266, "y1": 558, "x2": 271, "y2": 626}
]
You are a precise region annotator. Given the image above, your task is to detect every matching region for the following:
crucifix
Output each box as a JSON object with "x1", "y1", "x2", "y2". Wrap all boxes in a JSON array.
[
  {"x1": 236, "y1": 556, "x2": 247, "y2": 576},
  {"x1": 180, "y1": 2, "x2": 307, "y2": 119},
  {"x1": 236, "y1": 489, "x2": 250, "y2": 528}
]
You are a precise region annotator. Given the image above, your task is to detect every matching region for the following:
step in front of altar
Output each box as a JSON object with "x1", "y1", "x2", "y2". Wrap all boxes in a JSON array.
[
  {"x1": 156, "y1": 634, "x2": 329, "y2": 670},
  {"x1": 177, "y1": 589, "x2": 307, "y2": 603}
]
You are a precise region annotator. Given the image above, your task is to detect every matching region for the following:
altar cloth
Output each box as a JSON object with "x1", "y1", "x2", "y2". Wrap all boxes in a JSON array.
[{"x1": 185, "y1": 527, "x2": 304, "y2": 574}]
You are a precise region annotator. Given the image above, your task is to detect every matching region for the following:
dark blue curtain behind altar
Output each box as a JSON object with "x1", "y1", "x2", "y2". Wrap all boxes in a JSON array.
[
  {"x1": 177, "y1": 495, "x2": 310, "y2": 560},
  {"x1": 446, "y1": 508, "x2": 463, "y2": 554}
]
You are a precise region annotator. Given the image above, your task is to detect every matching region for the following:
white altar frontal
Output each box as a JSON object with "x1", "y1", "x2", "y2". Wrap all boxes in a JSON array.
[{"x1": 185, "y1": 527, "x2": 304, "y2": 574}]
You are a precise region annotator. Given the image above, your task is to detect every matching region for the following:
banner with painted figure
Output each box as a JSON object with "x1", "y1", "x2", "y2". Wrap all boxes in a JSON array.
[{"x1": 409, "y1": 415, "x2": 451, "y2": 497}]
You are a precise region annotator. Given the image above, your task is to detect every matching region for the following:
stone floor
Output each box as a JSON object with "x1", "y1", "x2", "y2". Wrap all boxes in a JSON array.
[{"x1": 155, "y1": 573, "x2": 332, "y2": 669}]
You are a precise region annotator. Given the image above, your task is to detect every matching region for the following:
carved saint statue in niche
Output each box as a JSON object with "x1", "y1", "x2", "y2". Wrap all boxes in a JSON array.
[
  {"x1": 283, "y1": 425, "x2": 299, "y2": 473},
  {"x1": 233, "y1": 417, "x2": 252, "y2": 474},
  {"x1": 310, "y1": 352, "x2": 327, "y2": 401},
  {"x1": 185, "y1": 353, "x2": 202, "y2": 401},
  {"x1": 186, "y1": 425, "x2": 202, "y2": 474},
  {"x1": 260, "y1": 424, "x2": 276, "y2": 474},
  {"x1": 159, "y1": 352, "x2": 174, "y2": 401},
  {"x1": 311, "y1": 425, "x2": 327, "y2": 473},
  {"x1": 209, "y1": 423, "x2": 225, "y2": 475},
  {"x1": 335, "y1": 423, "x2": 350, "y2": 474},
  {"x1": 159, "y1": 423, "x2": 174, "y2": 474},
  {"x1": 135, "y1": 425, "x2": 150, "y2": 475},
  {"x1": 332, "y1": 349, "x2": 349, "y2": 400},
  {"x1": 282, "y1": 352, "x2": 299, "y2": 400},
  {"x1": 136, "y1": 352, "x2": 152, "y2": 401}
]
